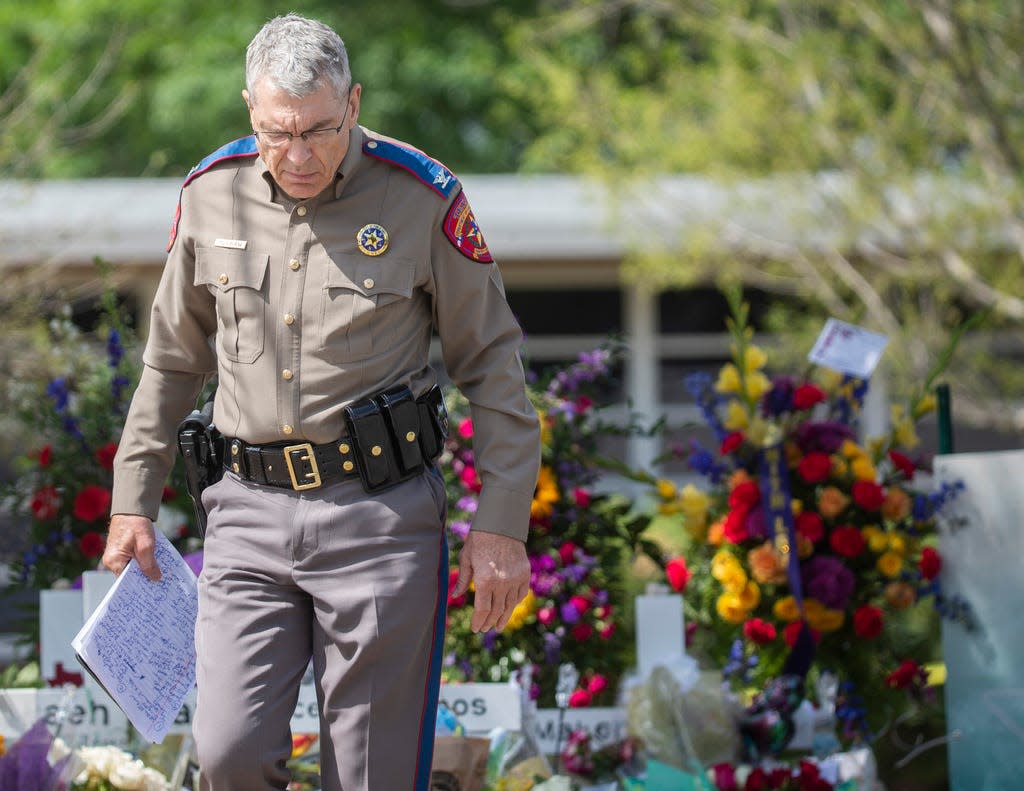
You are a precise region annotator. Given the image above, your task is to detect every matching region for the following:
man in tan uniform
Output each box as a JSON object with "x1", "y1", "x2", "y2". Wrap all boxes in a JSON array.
[{"x1": 102, "y1": 13, "x2": 540, "y2": 791}]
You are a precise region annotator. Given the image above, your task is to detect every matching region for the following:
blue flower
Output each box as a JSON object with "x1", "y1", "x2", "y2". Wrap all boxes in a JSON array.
[
  {"x1": 107, "y1": 328, "x2": 124, "y2": 367},
  {"x1": 45, "y1": 377, "x2": 70, "y2": 412}
]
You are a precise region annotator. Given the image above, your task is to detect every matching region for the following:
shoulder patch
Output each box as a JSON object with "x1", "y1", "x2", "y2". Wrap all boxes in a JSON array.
[
  {"x1": 168, "y1": 136, "x2": 259, "y2": 251},
  {"x1": 443, "y1": 191, "x2": 493, "y2": 264},
  {"x1": 362, "y1": 136, "x2": 458, "y2": 198}
]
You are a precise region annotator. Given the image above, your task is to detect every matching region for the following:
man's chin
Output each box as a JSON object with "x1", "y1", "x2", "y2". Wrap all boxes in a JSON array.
[{"x1": 280, "y1": 176, "x2": 324, "y2": 200}]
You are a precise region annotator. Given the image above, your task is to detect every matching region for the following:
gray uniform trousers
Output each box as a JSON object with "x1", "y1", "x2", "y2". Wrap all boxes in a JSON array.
[{"x1": 193, "y1": 466, "x2": 449, "y2": 791}]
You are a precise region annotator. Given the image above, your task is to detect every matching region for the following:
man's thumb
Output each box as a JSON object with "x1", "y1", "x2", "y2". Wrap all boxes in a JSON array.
[{"x1": 452, "y1": 555, "x2": 472, "y2": 597}]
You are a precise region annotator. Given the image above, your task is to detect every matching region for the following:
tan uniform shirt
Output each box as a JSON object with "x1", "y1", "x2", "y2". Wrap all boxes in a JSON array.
[{"x1": 112, "y1": 125, "x2": 541, "y2": 541}]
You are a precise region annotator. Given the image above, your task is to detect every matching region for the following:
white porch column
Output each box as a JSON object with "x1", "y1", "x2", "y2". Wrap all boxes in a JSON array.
[{"x1": 624, "y1": 282, "x2": 660, "y2": 471}]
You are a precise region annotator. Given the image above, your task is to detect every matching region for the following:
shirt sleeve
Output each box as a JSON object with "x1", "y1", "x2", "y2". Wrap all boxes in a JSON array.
[
  {"x1": 428, "y1": 186, "x2": 541, "y2": 542},
  {"x1": 111, "y1": 183, "x2": 216, "y2": 519}
]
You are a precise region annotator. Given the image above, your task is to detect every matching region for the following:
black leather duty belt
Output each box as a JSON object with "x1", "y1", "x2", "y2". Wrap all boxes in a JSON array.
[{"x1": 223, "y1": 385, "x2": 449, "y2": 494}]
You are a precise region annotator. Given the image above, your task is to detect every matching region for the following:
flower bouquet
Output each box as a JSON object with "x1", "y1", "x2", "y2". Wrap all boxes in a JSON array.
[
  {"x1": 441, "y1": 347, "x2": 660, "y2": 708},
  {"x1": 647, "y1": 293, "x2": 970, "y2": 740},
  {"x1": 1, "y1": 285, "x2": 197, "y2": 602}
]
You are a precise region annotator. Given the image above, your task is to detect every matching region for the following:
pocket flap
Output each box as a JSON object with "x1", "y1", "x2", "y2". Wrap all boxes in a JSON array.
[
  {"x1": 322, "y1": 252, "x2": 415, "y2": 299},
  {"x1": 195, "y1": 248, "x2": 269, "y2": 292}
]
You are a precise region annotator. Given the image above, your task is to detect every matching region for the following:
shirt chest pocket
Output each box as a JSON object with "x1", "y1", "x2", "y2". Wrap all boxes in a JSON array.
[
  {"x1": 195, "y1": 247, "x2": 269, "y2": 364},
  {"x1": 316, "y1": 251, "x2": 416, "y2": 362}
]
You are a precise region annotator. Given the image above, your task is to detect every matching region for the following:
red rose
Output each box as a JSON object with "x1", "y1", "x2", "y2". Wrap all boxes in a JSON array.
[
  {"x1": 743, "y1": 618, "x2": 777, "y2": 645},
  {"x1": 795, "y1": 511, "x2": 825, "y2": 543},
  {"x1": 888, "y1": 450, "x2": 916, "y2": 480},
  {"x1": 459, "y1": 465, "x2": 482, "y2": 494},
  {"x1": 73, "y1": 485, "x2": 112, "y2": 522},
  {"x1": 792, "y1": 384, "x2": 826, "y2": 410},
  {"x1": 78, "y1": 531, "x2": 105, "y2": 559},
  {"x1": 569, "y1": 595, "x2": 591, "y2": 615},
  {"x1": 559, "y1": 542, "x2": 578, "y2": 566},
  {"x1": 728, "y1": 480, "x2": 761, "y2": 509},
  {"x1": 743, "y1": 768, "x2": 769, "y2": 791},
  {"x1": 797, "y1": 452, "x2": 832, "y2": 483},
  {"x1": 919, "y1": 547, "x2": 942, "y2": 580},
  {"x1": 783, "y1": 621, "x2": 820, "y2": 647},
  {"x1": 830, "y1": 525, "x2": 866, "y2": 558},
  {"x1": 712, "y1": 763, "x2": 738, "y2": 791},
  {"x1": 575, "y1": 395, "x2": 594, "y2": 414},
  {"x1": 573, "y1": 488, "x2": 591, "y2": 508},
  {"x1": 37, "y1": 445, "x2": 53, "y2": 468},
  {"x1": 853, "y1": 605, "x2": 884, "y2": 639},
  {"x1": 722, "y1": 508, "x2": 750, "y2": 543},
  {"x1": 886, "y1": 659, "x2": 925, "y2": 690},
  {"x1": 95, "y1": 441, "x2": 118, "y2": 470},
  {"x1": 30, "y1": 485, "x2": 60, "y2": 520},
  {"x1": 720, "y1": 432, "x2": 745, "y2": 455},
  {"x1": 767, "y1": 767, "x2": 792, "y2": 789},
  {"x1": 665, "y1": 556, "x2": 691, "y2": 592},
  {"x1": 162, "y1": 485, "x2": 178, "y2": 502},
  {"x1": 571, "y1": 623, "x2": 594, "y2": 642},
  {"x1": 851, "y1": 480, "x2": 885, "y2": 510},
  {"x1": 598, "y1": 622, "x2": 616, "y2": 640},
  {"x1": 568, "y1": 689, "x2": 592, "y2": 708}
]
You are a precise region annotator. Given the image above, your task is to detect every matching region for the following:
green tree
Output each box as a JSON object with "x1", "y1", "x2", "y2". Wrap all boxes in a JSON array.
[
  {"x1": 504, "y1": 0, "x2": 1024, "y2": 434},
  {"x1": 0, "y1": 0, "x2": 541, "y2": 177}
]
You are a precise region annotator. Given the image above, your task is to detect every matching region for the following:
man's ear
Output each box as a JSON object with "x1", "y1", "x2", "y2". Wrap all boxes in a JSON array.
[{"x1": 242, "y1": 88, "x2": 252, "y2": 111}]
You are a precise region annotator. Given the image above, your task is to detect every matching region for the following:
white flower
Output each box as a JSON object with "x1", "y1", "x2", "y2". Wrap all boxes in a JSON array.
[
  {"x1": 109, "y1": 757, "x2": 148, "y2": 790},
  {"x1": 142, "y1": 766, "x2": 172, "y2": 791}
]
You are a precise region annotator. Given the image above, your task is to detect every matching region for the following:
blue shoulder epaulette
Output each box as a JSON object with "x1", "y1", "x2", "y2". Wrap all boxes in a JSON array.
[
  {"x1": 167, "y1": 136, "x2": 259, "y2": 251},
  {"x1": 362, "y1": 136, "x2": 458, "y2": 198},
  {"x1": 183, "y1": 135, "x2": 259, "y2": 187}
]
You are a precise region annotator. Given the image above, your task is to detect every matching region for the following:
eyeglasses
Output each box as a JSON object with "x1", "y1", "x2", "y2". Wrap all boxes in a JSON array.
[{"x1": 253, "y1": 98, "x2": 351, "y2": 148}]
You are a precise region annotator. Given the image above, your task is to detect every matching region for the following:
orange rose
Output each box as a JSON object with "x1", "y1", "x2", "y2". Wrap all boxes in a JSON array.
[
  {"x1": 885, "y1": 581, "x2": 917, "y2": 610},
  {"x1": 817, "y1": 486, "x2": 850, "y2": 519},
  {"x1": 881, "y1": 487, "x2": 912, "y2": 521},
  {"x1": 747, "y1": 542, "x2": 788, "y2": 585}
]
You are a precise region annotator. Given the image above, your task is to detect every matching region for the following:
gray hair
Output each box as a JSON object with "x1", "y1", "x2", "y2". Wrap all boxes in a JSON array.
[{"x1": 245, "y1": 14, "x2": 351, "y2": 103}]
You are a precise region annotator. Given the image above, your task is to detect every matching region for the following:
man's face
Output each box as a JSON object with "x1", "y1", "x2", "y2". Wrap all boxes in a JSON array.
[{"x1": 244, "y1": 77, "x2": 361, "y2": 201}]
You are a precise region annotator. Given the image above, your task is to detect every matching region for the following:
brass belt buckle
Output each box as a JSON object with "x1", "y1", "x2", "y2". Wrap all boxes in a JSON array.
[{"x1": 283, "y1": 443, "x2": 321, "y2": 491}]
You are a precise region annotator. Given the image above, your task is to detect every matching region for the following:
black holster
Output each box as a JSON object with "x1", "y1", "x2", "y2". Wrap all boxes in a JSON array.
[{"x1": 177, "y1": 399, "x2": 223, "y2": 537}]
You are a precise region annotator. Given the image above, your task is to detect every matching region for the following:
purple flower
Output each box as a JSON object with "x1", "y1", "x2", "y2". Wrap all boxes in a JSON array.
[
  {"x1": 107, "y1": 328, "x2": 124, "y2": 367},
  {"x1": 742, "y1": 504, "x2": 770, "y2": 541},
  {"x1": 448, "y1": 521, "x2": 471, "y2": 540},
  {"x1": 763, "y1": 376, "x2": 795, "y2": 417},
  {"x1": 456, "y1": 496, "x2": 478, "y2": 514},
  {"x1": 794, "y1": 421, "x2": 856, "y2": 454},
  {"x1": 560, "y1": 601, "x2": 581, "y2": 624},
  {"x1": 543, "y1": 632, "x2": 562, "y2": 665},
  {"x1": 803, "y1": 555, "x2": 856, "y2": 610}
]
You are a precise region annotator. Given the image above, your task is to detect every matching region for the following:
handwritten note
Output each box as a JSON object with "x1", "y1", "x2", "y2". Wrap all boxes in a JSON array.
[
  {"x1": 807, "y1": 318, "x2": 888, "y2": 379},
  {"x1": 71, "y1": 531, "x2": 198, "y2": 743}
]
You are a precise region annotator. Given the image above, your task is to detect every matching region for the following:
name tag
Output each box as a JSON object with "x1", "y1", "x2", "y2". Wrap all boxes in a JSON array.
[{"x1": 213, "y1": 238, "x2": 248, "y2": 250}]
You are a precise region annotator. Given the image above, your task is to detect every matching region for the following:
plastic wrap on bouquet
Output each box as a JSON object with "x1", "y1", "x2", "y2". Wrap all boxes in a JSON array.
[
  {"x1": 486, "y1": 667, "x2": 553, "y2": 790},
  {"x1": 625, "y1": 656, "x2": 742, "y2": 773}
]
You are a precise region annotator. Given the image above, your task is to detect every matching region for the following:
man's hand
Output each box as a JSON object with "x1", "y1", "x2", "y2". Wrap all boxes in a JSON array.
[
  {"x1": 451, "y1": 531, "x2": 529, "y2": 633},
  {"x1": 102, "y1": 514, "x2": 162, "y2": 581}
]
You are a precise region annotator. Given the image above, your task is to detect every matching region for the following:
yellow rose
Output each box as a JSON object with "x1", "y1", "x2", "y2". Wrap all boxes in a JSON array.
[
  {"x1": 808, "y1": 607, "x2": 845, "y2": 633},
  {"x1": 862, "y1": 526, "x2": 888, "y2": 553},
  {"x1": 737, "y1": 580, "x2": 761, "y2": 610},
  {"x1": 840, "y1": 440, "x2": 864, "y2": 459},
  {"x1": 724, "y1": 400, "x2": 750, "y2": 431},
  {"x1": 887, "y1": 534, "x2": 907, "y2": 555},
  {"x1": 715, "y1": 363, "x2": 742, "y2": 394},
  {"x1": 773, "y1": 596, "x2": 801, "y2": 622},
  {"x1": 743, "y1": 345, "x2": 768, "y2": 372},
  {"x1": 877, "y1": 551, "x2": 904, "y2": 578},
  {"x1": 716, "y1": 593, "x2": 749, "y2": 625},
  {"x1": 712, "y1": 550, "x2": 742, "y2": 580},
  {"x1": 719, "y1": 565, "x2": 749, "y2": 595},
  {"x1": 851, "y1": 456, "x2": 877, "y2": 481}
]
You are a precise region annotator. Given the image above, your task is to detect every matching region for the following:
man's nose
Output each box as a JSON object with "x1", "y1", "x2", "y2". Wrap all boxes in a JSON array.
[{"x1": 285, "y1": 137, "x2": 314, "y2": 163}]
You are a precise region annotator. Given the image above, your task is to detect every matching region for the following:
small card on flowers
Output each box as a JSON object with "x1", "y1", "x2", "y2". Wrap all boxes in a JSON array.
[
  {"x1": 807, "y1": 318, "x2": 888, "y2": 379},
  {"x1": 71, "y1": 531, "x2": 198, "y2": 743}
]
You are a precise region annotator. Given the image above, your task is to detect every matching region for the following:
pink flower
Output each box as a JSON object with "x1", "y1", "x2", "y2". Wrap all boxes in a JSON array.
[
  {"x1": 573, "y1": 488, "x2": 591, "y2": 508},
  {"x1": 559, "y1": 542, "x2": 578, "y2": 566},
  {"x1": 459, "y1": 465, "x2": 482, "y2": 494},
  {"x1": 598, "y1": 623, "x2": 616, "y2": 640},
  {"x1": 569, "y1": 595, "x2": 591, "y2": 615},
  {"x1": 537, "y1": 606, "x2": 556, "y2": 626},
  {"x1": 712, "y1": 762, "x2": 738, "y2": 791},
  {"x1": 568, "y1": 689, "x2": 592, "y2": 708},
  {"x1": 457, "y1": 418, "x2": 473, "y2": 439},
  {"x1": 586, "y1": 674, "x2": 608, "y2": 695}
]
